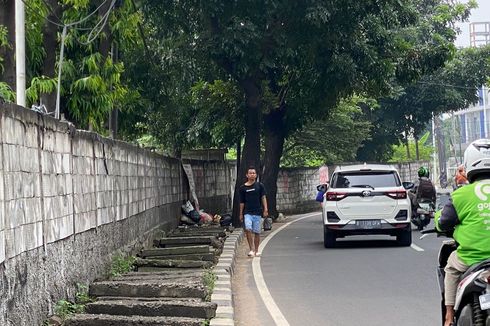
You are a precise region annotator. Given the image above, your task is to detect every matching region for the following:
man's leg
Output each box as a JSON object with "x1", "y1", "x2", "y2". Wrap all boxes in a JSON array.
[
  {"x1": 444, "y1": 251, "x2": 469, "y2": 326},
  {"x1": 244, "y1": 214, "x2": 255, "y2": 255},
  {"x1": 254, "y1": 232, "x2": 260, "y2": 253},
  {"x1": 251, "y1": 215, "x2": 261, "y2": 256}
]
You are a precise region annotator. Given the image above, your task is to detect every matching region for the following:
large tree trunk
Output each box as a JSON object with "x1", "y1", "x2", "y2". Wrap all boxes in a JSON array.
[
  {"x1": 40, "y1": 0, "x2": 61, "y2": 111},
  {"x1": 262, "y1": 107, "x2": 286, "y2": 219},
  {"x1": 232, "y1": 78, "x2": 261, "y2": 227},
  {"x1": 0, "y1": 0, "x2": 16, "y2": 89}
]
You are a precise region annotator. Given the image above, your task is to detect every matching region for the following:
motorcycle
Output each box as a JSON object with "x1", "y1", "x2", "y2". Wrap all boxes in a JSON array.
[
  {"x1": 411, "y1": 199, "x2": 435, "y2": 230},
  {"x1": 421, "y1": 228, "x2": 490, "y2": 326}
]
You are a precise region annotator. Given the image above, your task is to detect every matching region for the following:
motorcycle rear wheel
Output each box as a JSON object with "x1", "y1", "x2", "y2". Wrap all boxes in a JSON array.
[{"x1": 457, "y1": 294, "x2": 486, "y2": 326}]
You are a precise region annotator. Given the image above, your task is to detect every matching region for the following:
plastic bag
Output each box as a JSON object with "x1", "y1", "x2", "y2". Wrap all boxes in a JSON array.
[
  {"x1": 199, "y1": 211, "x2": 213, "y2": 224},
  {"x1": 263, "y1": 217, "x2": 273, "y2": 231},
  {"x1": 181, "y1": 200, "x2": 194, "y2": 214},
  {"x1": 220, "y1": 214, "x2": 232, "y2": 226},
  {"x1": 315, "y1": 190, "x2": 325, "y2": 202}
]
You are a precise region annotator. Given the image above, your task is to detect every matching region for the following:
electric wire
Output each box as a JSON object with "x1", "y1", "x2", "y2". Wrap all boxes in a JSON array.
[{"x1": 21, "y1": 0, "x2": 111, "y2": 30}]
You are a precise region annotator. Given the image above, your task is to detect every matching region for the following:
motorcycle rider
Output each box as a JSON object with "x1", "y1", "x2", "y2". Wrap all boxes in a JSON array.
[
  {"x1": 435, "y1": 138, "x2": 490, "y2": 326},
  {"x1": 453, "y1": 164, "x2": 469, "y2": 188},
  {"x1": 408, "y1": 166, "x2": 436, "y2": 216}
]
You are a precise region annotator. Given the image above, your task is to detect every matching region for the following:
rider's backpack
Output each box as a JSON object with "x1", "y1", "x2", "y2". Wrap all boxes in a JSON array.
[{"x1": 417, "y1": 178, "x2": 436, "y2": 200}]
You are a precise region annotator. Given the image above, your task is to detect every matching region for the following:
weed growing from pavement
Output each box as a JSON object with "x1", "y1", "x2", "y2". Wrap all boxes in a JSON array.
[
  {"x1": 108, "y1": 253, "x2": 136, "y2": 278},
  {"x1": 52, "y1": 283, "x2": 95, "y2": 321},
  {"x1": 203, "y1": 269, "x2": 217, "y2": 301}
]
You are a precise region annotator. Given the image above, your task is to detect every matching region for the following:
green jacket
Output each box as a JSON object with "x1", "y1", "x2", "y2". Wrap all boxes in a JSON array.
[{"x1": 435, "y1": 182, "x2": 490, "y2": 266}]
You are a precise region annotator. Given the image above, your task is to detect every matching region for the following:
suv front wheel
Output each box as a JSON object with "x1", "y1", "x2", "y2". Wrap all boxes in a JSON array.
[{"x1": 324, "y1": 227, "x2": 336, "y2": 248}]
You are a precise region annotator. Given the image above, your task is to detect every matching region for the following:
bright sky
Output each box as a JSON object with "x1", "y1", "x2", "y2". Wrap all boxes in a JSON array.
[{"x1": 454, "y1": 0, "x2": 490, "y2": 47}]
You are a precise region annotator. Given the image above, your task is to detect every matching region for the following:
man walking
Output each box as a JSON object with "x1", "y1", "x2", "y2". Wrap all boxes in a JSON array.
[{"x1": 239, "y1": 167, "x2": 268, "y2": 257}]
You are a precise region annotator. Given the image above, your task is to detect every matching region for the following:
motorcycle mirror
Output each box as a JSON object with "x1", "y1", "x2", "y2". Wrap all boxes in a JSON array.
[
  {"x1": 317, "y1": 183, "x2": 329, "y2": 192},
  {"x1": 403, "y1": 181, "x2": 415, "y2": 190}
]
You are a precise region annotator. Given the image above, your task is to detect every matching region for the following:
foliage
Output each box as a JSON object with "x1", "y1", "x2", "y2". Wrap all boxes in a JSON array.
[
  {"x1": 53, "y1": 283, "x2": 92, "y2": 320},
  {"x1": 281, "y1": 97, "x2": 373, "y2": 167},
  {"x1": 202, "y1": 269, "x2": 217, "y2": 302},
  {"x1": 54, "y1": 300, "x2": 84, "y2": 320},
  {"x1": 26, "y1": 76, "x2": 58, "y2": 105},
  {"x1": 189, "y1": 80, "x2": 244, "y2": 148},
  {"x1": 389, "y1": 132, "x2": 434, "y2": 163},
  {"x1": 0, "y1": 82, "x2": 15, "y2": 102},
  {"x1": 358, "y1": 45, "x2": 490, "y2": 162},
  {"x1": 108, "y1": 253, "x2": 136, "y2": 278},
  {"x1": 0, "y1": 24, "x2": 9, "y2": 74}
]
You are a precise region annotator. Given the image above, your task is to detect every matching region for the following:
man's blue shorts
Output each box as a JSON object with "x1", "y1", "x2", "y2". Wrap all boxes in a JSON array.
[{"x1": 244, "y1": 214, "x2": 261, "y2": 234}]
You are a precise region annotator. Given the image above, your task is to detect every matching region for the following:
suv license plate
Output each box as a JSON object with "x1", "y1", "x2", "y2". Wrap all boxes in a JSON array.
[
  {"x1": 356, "y1": 220, "x2": 381, "y2": 229},
  {"x1": 479, "y1": 293, "x2": 490, "y2": 310}
]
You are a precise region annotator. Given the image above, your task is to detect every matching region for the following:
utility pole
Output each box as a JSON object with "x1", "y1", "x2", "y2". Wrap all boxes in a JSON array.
[
  {"x1": 432, "y1": 114, "x2": 438, "y2": 184},
  {"x1": 483, "y1": 85, "x2": 487, "y2": 137},
  {"x1": 435, "y1": 116, "x2": 447, "y2": 188},
  {"x1": 15, "y1": 0, "x2": 26, "y2": 107}
]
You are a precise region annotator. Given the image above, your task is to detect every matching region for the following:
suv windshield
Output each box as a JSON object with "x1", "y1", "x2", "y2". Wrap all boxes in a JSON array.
[{"x1": 333, "y1": 171, "x2": 400, "y2": 189}]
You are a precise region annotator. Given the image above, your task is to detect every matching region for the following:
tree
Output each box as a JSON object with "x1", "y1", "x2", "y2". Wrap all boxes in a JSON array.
[
  {"x1": 359, "y1": 44, "x2": 490, "y2": 161},
  {"x1": 389, "y1": 131, "x2": 434, "y2": 163},
  {"x1": 281, "y1": 96, "x2": 373, "y2": 167},
  {"x1": 143, "y1": 0, "x2": 475, "y2": 221},
  {"x1": 0, "y1": 0, "x2": 15, "y2": 91}
]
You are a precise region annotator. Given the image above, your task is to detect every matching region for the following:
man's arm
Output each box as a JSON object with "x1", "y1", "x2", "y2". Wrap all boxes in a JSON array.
[
  {"x1": 437, "y1": 199, "x2": 459, "y2": 231},
  {"x1": 261, "y1": 195, "x2": 268, "y2": 217},
  {"x1": 239, "y1": 203, "x2": 245, "y2": 222}
]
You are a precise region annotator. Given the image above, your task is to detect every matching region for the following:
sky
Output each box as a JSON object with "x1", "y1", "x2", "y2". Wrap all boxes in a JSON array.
[{"x1": 454, "y1": 0, "x2": 490, "y2": 47}]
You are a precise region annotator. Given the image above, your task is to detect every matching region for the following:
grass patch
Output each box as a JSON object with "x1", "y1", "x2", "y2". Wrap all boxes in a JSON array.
[
  {"x1": 53, "y1": 283, "x2": 94, "y2": 321},
  {"x1": 108, "y1": 253, "x2": 136, "y2": 278},
  {"x1": 202, "y1": 269, "x2": 217, "y2": 302}
]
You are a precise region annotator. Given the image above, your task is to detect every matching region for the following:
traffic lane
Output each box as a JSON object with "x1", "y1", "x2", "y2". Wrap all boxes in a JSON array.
[{"x1": 261, "y1": 215, "x2": 444, "y2": 326}]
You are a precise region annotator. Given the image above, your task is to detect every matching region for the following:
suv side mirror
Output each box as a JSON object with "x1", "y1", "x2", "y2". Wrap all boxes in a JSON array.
[
  {"x1": 317, "y1": 183, "x2": 329, "y2": 192},
  {"x1": 402, "y1": 182, "x2": 415, "y2": 190}
]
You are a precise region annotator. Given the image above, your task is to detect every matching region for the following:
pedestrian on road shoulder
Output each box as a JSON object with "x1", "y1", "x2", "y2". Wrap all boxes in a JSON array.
[{"x1": 239, "y1": 167, "x2": 268, "y2": 257}]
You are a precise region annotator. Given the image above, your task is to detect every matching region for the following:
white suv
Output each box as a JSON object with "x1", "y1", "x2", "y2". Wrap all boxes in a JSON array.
[{"x1": 320, "y1": 164, "x2": 413, "y2": 248}]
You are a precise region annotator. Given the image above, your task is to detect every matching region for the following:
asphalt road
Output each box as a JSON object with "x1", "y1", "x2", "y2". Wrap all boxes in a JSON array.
[{"x1": 253, "y1": 213, "x2": 446, "y2": 326}]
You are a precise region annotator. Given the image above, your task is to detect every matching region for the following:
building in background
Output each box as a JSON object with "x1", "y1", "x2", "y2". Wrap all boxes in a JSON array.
[{"x1": 442, "y1": 21, "x2": 490, "y2": 184}]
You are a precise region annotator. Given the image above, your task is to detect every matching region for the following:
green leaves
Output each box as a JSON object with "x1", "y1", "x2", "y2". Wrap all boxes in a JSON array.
[
  {"x1": 0, "y1": 82, "x2": 15, "y2": 103},
  {"x1": 26, "y1": 76, "x2": 58, "y2": 104},
  {"x1": 389, "y1": 132, "x2": 434, "y2": 163}
]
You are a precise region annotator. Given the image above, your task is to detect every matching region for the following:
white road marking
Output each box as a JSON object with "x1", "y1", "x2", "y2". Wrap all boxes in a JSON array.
[
  {"x1": 252, "y1": 212, "x2": 320, "y2": 326},
  {"x1": 410, "y1": 243, "x2": 425, "y2": 252}
]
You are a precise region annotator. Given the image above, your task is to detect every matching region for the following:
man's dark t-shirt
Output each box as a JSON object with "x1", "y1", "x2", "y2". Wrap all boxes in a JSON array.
[{"x1": 239, "y1": 182, "x2": 266, "y2": 216}]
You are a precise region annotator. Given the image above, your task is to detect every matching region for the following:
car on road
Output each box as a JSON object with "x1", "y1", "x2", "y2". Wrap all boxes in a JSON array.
[{"x1": 319, "y1": 164, "x2": 413, "y2": 248}]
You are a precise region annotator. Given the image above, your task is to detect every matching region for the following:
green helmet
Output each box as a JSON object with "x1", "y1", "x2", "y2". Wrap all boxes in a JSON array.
[{"x1": 418, "y1": 166, "x2": 429, "y2": 178}]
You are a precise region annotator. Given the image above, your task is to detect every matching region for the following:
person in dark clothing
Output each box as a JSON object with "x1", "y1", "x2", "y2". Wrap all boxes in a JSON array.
[
  {"x1": 239, "y1": 167, "x2": 268, "y2": 257},
  {"x1": 408, "y1": 166, "x2": 436, "y2": 216}
]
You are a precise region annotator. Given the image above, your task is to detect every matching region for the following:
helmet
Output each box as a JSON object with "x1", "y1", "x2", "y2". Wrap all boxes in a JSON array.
[
  {"x1": 464, "y1": 139, "x2": 490, "y2": 182},
  {"x1": 418, "y1": 166, "x2": 429, "y2": 178}
]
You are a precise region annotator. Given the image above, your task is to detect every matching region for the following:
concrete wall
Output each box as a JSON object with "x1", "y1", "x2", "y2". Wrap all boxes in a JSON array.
[{"x1": 0, "y1": 104, "x2": 231, "y2": 326}]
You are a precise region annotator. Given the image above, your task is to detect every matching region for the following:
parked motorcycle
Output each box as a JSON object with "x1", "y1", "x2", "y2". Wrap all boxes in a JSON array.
[
  {"x1": 411, "y1": 199, "x2": 435, "y2": 230},
  {"x1": 421, "y1": 228, "x2": 490, "y2": 326}
]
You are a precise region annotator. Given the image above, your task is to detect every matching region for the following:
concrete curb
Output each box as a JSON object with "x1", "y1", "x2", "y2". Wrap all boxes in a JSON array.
[{"x1": 210, "y1": 229, "x2": 244, "y2": 326}]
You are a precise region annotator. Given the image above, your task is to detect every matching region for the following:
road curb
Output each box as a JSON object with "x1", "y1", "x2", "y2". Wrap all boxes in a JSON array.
[{"x1": 210, "y1": 228, "x2": 243, "y2": 326}]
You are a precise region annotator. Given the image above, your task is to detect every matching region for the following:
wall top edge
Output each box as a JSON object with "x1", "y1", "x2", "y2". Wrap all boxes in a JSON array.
[{"x1": 0, "y1": 103, "x2": 181, "y2": 163}]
